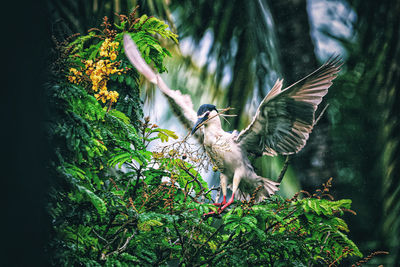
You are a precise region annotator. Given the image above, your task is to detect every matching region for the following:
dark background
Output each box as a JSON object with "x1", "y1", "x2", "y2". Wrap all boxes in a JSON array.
[{"x1": 3, "y1": 0, "x2": 50, "y2": 265}]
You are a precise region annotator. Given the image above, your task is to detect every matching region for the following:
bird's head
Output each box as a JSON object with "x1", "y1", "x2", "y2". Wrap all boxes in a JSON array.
[{"x1": 191, "y1": 104, "x2": 218, "y2": 135}]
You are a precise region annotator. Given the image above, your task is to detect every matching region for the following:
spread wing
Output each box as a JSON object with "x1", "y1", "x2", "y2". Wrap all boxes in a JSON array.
[
  {"x1": 235, "y1": 56, "x2": 342, "y2": 156},
  {"x1": 123, "y1": 35, "x2": 200, "y2": 137}
]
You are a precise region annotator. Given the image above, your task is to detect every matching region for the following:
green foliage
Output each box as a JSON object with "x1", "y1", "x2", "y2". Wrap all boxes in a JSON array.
[
  {"x1": 126, "y1": 14, "x2": 177, "y2": 73},
  {"x1": 47, "y1": 9, "x2": 366, "y2": 267}
]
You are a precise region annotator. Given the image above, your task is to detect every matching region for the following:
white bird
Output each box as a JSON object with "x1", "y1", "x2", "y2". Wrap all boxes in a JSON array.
[{"x1": 123, "y1": 34, "x2": 341, "y2": 215}]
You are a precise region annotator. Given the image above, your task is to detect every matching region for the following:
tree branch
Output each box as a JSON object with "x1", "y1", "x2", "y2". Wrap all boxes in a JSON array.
[
  {"x1": 277, "y1": 155, "x2": 291, "y2": 183},
  {"x1": 190, "y1": 223, "x2": 224, "y2": 262}
]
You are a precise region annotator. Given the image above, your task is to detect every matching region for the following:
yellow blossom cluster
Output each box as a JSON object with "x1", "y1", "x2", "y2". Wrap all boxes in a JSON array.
[
  {"x1": 94, "y1": 88, "x2": 119, "y2": 104},
  {"x1": 67, "y1": 38, "x2": 126, "y2": 106},
  {"x1": 84, "y1": 59, "x2": 123, "y2": 92},
  {"x1": 99, "y1": 38, "x2": 119, "y2": 60},
  {"x1": 68, "y1": 68, "x2": 83, "y2": 84}
]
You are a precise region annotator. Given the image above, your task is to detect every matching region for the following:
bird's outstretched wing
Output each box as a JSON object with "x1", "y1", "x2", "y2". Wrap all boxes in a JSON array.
[
  {"x1": 235, "y1": 56, "x2": 342, "y2": 156},
  {"x1": 123, "y1": 35, "x2": 199, "y2": 136}
]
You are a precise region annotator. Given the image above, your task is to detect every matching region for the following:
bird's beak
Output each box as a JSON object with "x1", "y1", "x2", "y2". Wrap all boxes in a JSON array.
[{"x1": 191, "y1": 117, "x2": 207, "y2": 135}]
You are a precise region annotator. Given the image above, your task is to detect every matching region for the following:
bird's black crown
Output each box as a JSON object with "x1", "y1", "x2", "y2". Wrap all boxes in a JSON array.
[{"x1": 197, "y1": 104, "x2": 217, "y2": 116}]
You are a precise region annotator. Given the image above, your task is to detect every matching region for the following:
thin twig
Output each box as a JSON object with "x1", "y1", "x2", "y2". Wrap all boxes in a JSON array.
[
  {"x1": 179, "y1": 161, "x2": 204, "y2": 196},
  {"x1": 314, "y1": 103, "x2": 329, "y2": 127},
  {"x1": 190, "y1": 224, "x2": 224, "y2": 262},
  {"x1": 117, "y1": 229, "x2": 128, "y2": 250},
  {"x1": 277, "y1": 155, "x2": 290, "y2": 184},
  {"x1": 105, "y1": 232, "x2": 135, "y2": 257},
  {"x1": 92, "y1": 229, "x2": 108, "y2": 243},
  {"x1": 172, "y1": 219, "x2": 185, "y2": 247},
  {"x1": 195, "y1": 231, "x2": 242, "y2": 266},
  {"x1": 172, "y1": 219, "x2": 186, "y2": 265},
  {"x1": 320, "y1": 231, "x2": 331, "y2": 253},
  {"x1": 131, "y1": 165, "x2": 143, "y2": 198},
  {"x1": 118, "y1": 232, "x2": 135, "y2": 252},
  {"x1": 265, "y1": 208, "x2": 297, "y2": 233},
  {"x1": 204, "y1": 186, "x2": 220, "y2": 197}
]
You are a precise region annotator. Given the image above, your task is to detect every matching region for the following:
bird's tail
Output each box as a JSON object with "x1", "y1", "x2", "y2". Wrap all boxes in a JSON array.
[
  {"x1": 257, "y1": 176, "x2": 280, "y2": 199},
  {"x1": 236, "y1": 176, "x2": 280, "y2": 202}
]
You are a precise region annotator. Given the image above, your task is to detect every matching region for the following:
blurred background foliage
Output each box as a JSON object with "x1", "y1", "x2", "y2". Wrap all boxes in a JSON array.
[{"x1": 47, "y1": 0, "x2": 399, "y2": 265}]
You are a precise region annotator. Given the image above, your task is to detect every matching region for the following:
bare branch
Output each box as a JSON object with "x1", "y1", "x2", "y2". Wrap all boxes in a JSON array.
[
  {"x1": 189, "y1": 224, "x2": 224, "y2": 262},
  {"x1": 314, "y1": 103, "x2": 329, "y2": 127},
  {"x1": 277, "y1": 155, "x2": 291, "y2": 183},
  {"x1": 104, "y1": 231, "x2": 135, "y2": 258}
]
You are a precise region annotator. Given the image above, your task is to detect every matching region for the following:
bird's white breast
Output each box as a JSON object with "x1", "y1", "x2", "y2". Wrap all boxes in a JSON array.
[{"x1": 203, "y1": 122, "x2": 244, "y2": 174}]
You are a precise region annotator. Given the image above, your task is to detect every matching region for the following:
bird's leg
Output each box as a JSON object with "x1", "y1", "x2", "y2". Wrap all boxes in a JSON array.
[
  {"x1": 204, "y1": 174, "x2": 228, "y2": 216},
  {"x1": 212, "y1": 196, "x2": 227, "y2": 206},
  {"x1": 217, "y1": 172, "x2": 241, "y2": 213},
  {"x1": 218, "y1": 193, "x2": 235, "y2": 213},
  {"x1": 213, "y1": 173, "x2": 227, "y2": 206},
  {"x1": 204, "y1": 173, "x2": 240, "y2": 217}
]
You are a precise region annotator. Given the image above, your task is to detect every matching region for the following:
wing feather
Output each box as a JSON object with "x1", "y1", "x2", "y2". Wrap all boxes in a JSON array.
[
  {"x1": 235, "y1": 56, "x2": 341, "y2": 156},
  {"x1": 123, "y1": 35, "x2": 199, "y2": 135}
]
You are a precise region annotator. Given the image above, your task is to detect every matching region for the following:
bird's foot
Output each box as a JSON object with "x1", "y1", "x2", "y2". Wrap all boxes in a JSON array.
[
  {"x1": 217, "y1": 201, "x2": 232, "y2": 213},
  {"x1": 203, "y1": 195, "x2": 234, "y2": 217},
  {"x1": 202, "y1": 204, "x2": 231, "y2": 217},
  {"x1": 212, "y1": 201, "x2": 227, "y2": 207},
  {"x1": 212, "y1": 196, "x2": 227, "y2": 206},
  {"x1": 203, "y1": 206, "x2": 224, "y2": 217},
  {"x1": 203, "y1": 210, "x2": 219, "y2": 217}
]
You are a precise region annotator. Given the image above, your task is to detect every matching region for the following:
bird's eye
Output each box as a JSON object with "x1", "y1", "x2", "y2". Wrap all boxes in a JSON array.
[{"x1": 198, "y1": 110, "x2": 211, "y2": 119}]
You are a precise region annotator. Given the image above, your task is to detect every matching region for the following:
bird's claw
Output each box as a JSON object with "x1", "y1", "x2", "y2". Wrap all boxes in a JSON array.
[
  {"x1": 212, "y1": 201, "x2": 227, "y2": 206},
  {"x1": 203, "y1": 204, "x2": 229, "y2": 217},
  {"x1": 212, "y1": 196, "x2": 227, "y2": 206},
  {"x1": 203, "y1": 210, "x2": 221, "y2": 218}
]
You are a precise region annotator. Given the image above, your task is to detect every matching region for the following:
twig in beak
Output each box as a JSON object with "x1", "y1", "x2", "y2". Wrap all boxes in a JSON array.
[
  {"x1": 174, "y1": 107, "x2": 236, "y2": 143},
  {"x1": 219, "y1": 114, "x2": 237, "y2": 117},
  {"x1": 219, "y1": 115, "x2": 231, "y2": 126},
  {"x1": 197, "y1": 107, "x2": 234, "y2": 129},
  {"x1": 217, "y1": 108, "x2": 235, "y2": 111}
]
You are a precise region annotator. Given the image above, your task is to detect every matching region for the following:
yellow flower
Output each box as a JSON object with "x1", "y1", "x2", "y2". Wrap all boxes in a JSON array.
[
  {"x1": 108, "y1": 90, "x2": 119, "y2": 103},
  {"x1": 85, "y1": 60, "x2": 93, "y2": 68},
  {"x1": 100, "y1": 82, "x2": 108, "y2": 91},
  {"x1": 99, "y1": 38, "x2": 120, "y2": 60},
  {"x1": 68, "y1": 76, "x2": 76, "y2": 83},
  {"x1": 94, "y1": 89, "x2": 109, "y2": 103},
  {"x1": 97, "y1": 60, "x2": 105, "y2": 68},
  {"x1": 110, "y1": 52, "x2": 117, "y2": 61},
  {"x1": 69, "y1": 68, "x2": 79, "y2": 75},
  {"x1": 111, "y1": 41, "x2": 119, "y2": 49},
  {"x1": 91, "y1": 73, "x2": 102, "y2": 82}
]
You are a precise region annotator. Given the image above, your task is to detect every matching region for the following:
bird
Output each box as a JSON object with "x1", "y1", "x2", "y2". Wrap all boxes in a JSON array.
[{"x1": 123, "y1": 34, "x2": 341, "y2": 215}]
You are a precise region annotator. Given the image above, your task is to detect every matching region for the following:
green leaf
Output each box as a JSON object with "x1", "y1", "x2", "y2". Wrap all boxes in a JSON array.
[
  {"x1": 138, "y1": 219, "x2": 163, "y2": 231},
  {"x1": 114, "y1": 21, "x2": 127, "y2": 30},
  {"x1": 76, "y1": 185, "x2": 107, "y2": 217},
  {"x1": 152, "y1": 128, "x2": 178, "y2": 142},
  {"x1": 108, "y1": 109, "x2": 131, "y2": 124}
]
